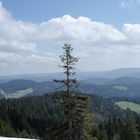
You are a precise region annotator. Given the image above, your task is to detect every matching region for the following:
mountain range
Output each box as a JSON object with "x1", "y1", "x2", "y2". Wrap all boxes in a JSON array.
[
  {"x1": 1, "y1": 67, "x2": 140, "y2": 83},
  {"x1": 1, "y1": 68, "x2": 140, "y2": 99}
]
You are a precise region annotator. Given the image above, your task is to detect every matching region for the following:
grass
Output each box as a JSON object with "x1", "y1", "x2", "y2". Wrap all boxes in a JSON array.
[
  {"x1": 116, "y1": 101, "x2": 140, "y2": 113},
  {"x1": 113, "y1": 85, "x2": 128, "y2": 91},
  {"x1": 4, "y1": 88, "x2": 33, "y2": 99}
]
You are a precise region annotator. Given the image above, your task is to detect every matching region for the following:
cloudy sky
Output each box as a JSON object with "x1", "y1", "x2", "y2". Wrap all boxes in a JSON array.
[{"x1": 0, "y1": 0, "x2": 140, "y2": 75}]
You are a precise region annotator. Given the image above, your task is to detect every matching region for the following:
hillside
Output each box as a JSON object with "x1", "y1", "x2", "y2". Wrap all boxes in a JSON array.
[
  {"x1": 1, "y1": 78, "x2": 140, "y2": 99},
  {"x1": 105, "y1": 76, "x2": 140, "y2": 85},
  {"x1": 0, "y1": 93, "x2": 125, "y2": 139},
  {"x1": 0, "y1": 92, "x2": 139, "y2": 139},
  {"x1": 0, "y1": 80, "x2": 131, "y2": 98},
  {"x1": 1, "y1": 68, "x2": 140, "y2": 99},
  {"x1": 116, "y1": 101, "x2": 140, "y2": 113},
  {"x1": 82, "y1": 77, "x2": 111, "y2": 85},
  {"x1": 0, "y1": 80, "x2": 58, "y2": 99}
]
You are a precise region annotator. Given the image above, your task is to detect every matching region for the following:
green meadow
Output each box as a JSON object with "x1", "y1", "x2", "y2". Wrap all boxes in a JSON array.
[{"x1": 116, "y1": 101, "x2": 140, "y2": 113}]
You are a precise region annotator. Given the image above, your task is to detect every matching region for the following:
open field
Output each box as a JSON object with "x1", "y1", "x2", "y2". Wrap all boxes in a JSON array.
[
  {"x1": 116, "y1": 101, "x2": 140, "y2": 113},
  {"x1": 113, "y1": 85, "x2": 128, "y2": 91}
]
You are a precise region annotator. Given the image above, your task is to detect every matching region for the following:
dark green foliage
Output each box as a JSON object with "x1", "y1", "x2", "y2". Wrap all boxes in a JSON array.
[
  {"x1": 96, "y1": 111, "x2": 140, "y2": 140},
  {"x1": 0, "y1": 93, "x2": 65, "y2": 139},
  {"x1": 0, "y1": 93, "x2": 94, "y2": 139},
  {"x1": 0, "y1": 119, "x2": 16, "y2": 137},
  {"x1": 0, "y1": 93, "x2": 139, "y2": 139}
]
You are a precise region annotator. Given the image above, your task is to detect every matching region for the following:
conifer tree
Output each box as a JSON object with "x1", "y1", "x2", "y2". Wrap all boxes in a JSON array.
[
  {"x1": 54, "y1": 43, "x2": 79, "y2": 140},
  {"x1": 54, "y1": 43, "x2": 91, "y2": 140}
]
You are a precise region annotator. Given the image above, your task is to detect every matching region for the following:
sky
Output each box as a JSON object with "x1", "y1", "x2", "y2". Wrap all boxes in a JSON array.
[{"x1": 0, "y1": 0, "x2": 140, "y2": 75}]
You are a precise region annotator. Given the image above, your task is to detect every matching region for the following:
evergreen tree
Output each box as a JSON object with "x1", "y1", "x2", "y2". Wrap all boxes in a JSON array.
[
  {"x1": 54, "y1": 43, "x2": 79, "y2": 140},
  {"x1": 125, "y1": 111, "x2": 140, "y2": 140},
  {"x1": 54, "y1": 43, "x2": 92, "y2": 140}
]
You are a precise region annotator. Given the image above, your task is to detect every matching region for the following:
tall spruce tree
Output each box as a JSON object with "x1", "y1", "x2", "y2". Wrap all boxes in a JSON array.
[
  {"x1": 54, "y1": 43, "x2": 79, "y2": 140},
  {"x1": 54, "y1": 43, "x2": 91, "y2": 140}
]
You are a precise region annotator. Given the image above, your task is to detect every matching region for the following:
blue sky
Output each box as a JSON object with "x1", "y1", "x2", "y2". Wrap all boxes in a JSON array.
[
  {"x1": 1, "y1": 0, "x2": 140, "y2": 28},
  {"x1": 0, "y1": 0, "x2": 140, "y2": 75}
]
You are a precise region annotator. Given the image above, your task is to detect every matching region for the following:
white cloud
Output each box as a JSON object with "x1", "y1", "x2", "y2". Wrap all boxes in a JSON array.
[
  {"x1": 0, "y1": 2, "x2": 140, "y2": 74},
  {"x1": 123, "y1": 24, "x2": 140, "y2": 41},
  {"x1": 120, "y1": 0, "x2": 140, "y2": 8},
  {"x1": 43, "y1": 15, "x2": 126, "y2": 43}
]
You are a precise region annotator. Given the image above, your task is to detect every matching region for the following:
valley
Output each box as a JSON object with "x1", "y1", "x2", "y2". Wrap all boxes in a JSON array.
[{"x1": 0, "y1": 68, "x2": 140, "y2": 139}]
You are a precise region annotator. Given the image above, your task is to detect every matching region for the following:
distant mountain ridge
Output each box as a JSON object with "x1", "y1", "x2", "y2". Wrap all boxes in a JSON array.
[
  {"x1": 105, "y1": 76, "x2": 140, "y2": 85},
  {"x1": 1, "y1": 68, "x2": 140, "y2": 99},
  {"x1": 1, "y1": 68, "x2": 140, "y2": 83},
  {"x1": 1, "y1": 78, "x2": 140, "y2": 99},
  {"x1": 0, "y1": 79, "x2": 58, "y2": 99}
]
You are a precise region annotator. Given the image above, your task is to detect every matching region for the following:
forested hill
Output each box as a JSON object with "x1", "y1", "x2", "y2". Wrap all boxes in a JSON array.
[
  {"x1": 2, "y1": 79, "x2": 140, "y2": 99},
  {"x1": 0, "y1": 92, "x2": 139, "y2": 139}
]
